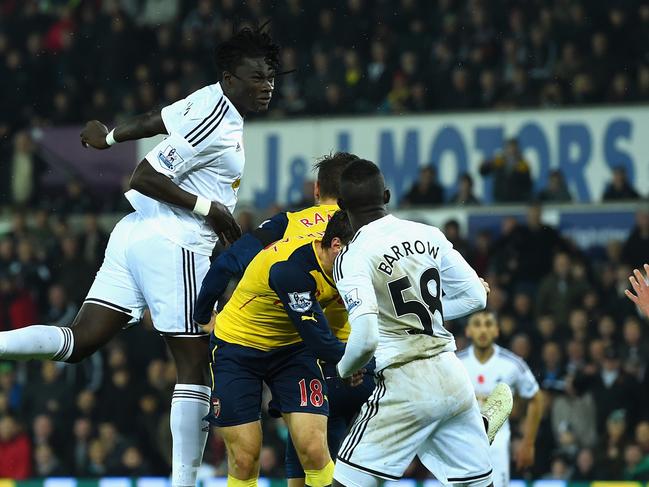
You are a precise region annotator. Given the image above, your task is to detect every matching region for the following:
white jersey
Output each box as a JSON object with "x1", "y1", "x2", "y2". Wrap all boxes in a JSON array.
[
  {"x1": 334, "y1": 214, "x2": 484, "y2": 372},
  {"x1": 458, "y1": 344, "x2": 539, "y2": 434},
  {"x1": 126, "y1": 82, "x2": 244, "y2": 256}
]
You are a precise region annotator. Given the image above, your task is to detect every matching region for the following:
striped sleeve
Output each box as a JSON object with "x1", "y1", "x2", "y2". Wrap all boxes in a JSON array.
[{"x1": 145, "y1": 94, "x2": 230, "y2": 178}]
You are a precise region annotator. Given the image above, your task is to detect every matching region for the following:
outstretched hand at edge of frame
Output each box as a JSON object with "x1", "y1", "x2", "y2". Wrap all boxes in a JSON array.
[{"x1": 625, "y1": 263, "x2": 649, "y2": 318}]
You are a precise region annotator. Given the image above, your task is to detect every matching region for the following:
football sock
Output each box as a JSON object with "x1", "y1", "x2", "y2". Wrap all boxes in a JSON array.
[
  {"x1": 0, "y1": 325, "x2": 73, "y2": 361},
  {"x1": 171, "y1": 384, "x2": 211, "y2": 487},
  {"x1": 305, "y1": 460, "x2": 335, "y2": 487},
  {"x1": 227, "y1": 475, "x2": 258, "y2": 487}
]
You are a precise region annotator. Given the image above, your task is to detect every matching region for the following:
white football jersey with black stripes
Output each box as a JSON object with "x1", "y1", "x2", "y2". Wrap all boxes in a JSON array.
[
  {"x1": 126, "y1": 82, "x2": 244, "y2": 255},
  {"x1": 334, "y1": 214, "x2": 483, "y2": 372},
  {"x1": 458, "y1": 344, "x2": 539, "y2": 434}
]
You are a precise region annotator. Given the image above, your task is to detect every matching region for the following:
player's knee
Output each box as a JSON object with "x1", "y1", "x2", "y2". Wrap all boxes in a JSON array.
[
  {"x1": 228, "y1": 448, "x2": 259, "y2": 479},
  {"x1": 65, "y1": 335, "x2": 92, "y2": 363},
  {"x1": 295, "y1": 435, "x2": 329, "y2": 469},
  {"x1": 66, "y1": 347, "x2": 91, "y2": 363}
]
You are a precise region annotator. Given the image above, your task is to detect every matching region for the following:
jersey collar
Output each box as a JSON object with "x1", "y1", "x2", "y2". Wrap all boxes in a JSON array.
[{"x1": 311, "y1": 240, "x2": 336, "y2": 288}]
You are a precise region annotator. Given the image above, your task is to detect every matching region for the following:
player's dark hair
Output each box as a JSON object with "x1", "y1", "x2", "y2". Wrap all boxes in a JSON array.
[
  {"x1": 314, "y1": 152, "x2": 359, "y2": 199},
  {"x1": 339, "y1": 159, "x2": 385, "y2": 210},
  {"x1": 214, "y1": 25, "x2": 281, "y2": 76},
  {"x1": 321, "y1": 210, "x2": 354, "y2": 248}
]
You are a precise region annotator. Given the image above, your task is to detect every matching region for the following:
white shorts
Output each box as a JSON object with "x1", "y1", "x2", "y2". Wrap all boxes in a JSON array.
[
  {"x1": 489, "y1": 427, "x2": 510, "y2": 487},
  {"x1": 85, "y1": 212, "x2": 211, "y2": 336},
  {"x1": 334, "y1": 352, "x2": 492, "y2": 487}
]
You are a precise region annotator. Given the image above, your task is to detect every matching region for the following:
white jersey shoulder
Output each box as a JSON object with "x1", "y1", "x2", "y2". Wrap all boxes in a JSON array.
[
  {"x1": 126, "y1": 82, "x2": 245, "y2": 255},
  {"x1": 458, "y1": 345, "x2": 539, "y2": 401},
  {"x1": 334, "y1": 215, "x2": 456, "y2": 371}
]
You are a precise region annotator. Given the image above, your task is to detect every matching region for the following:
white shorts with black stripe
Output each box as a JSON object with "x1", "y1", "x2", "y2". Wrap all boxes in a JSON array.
[
  {"x1": 85, "y1": 212, "x2": 210, "y2": 336},
  {"x1": 334, "y1": 352, "x2": 493, "y2": 487}
]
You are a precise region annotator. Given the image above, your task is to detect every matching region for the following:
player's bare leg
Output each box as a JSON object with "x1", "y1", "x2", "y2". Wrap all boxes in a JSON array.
[
  {"x1": 0, "y1": 302, "x2": 129, "y2": 362},
  {"x1": 165, "y1": 336, "x2": 212, "y2": 487},
  {"x1": 218, "y1": 421, "x2": 263, "y2": 485},
  {"x1": 284, "y1": 412, "x2": 333, "y2": 487},
  {"x1": 288, "y1": 478, "x2": 306, "y2": 487}
]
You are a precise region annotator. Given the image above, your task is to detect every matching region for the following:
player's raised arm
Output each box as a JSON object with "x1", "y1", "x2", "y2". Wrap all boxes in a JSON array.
[
  {"x1": 80, "y1": 108, "x2": 167, "y2": 149},
  {"x1": 194, "y1": 213, "x2": 290, "y2": 325}
]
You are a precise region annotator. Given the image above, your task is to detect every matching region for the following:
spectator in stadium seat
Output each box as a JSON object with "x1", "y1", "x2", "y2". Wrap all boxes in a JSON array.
[
  {"x1": 623, "y1": 443, "x2": 649, "y2": 480},
  {"x1": 449, "y1": 173, "x2": 480, "y2": 205},
  {"x1": 365, "y1": 41, "x2": 391, "y2": 106},
  {"x1": 551, "y1": 375, "x2": 598, "y2": 448},
  {"x1": 622, "y1": 209, "x2": 649, "y2": 269},
  {"x1": 635, "y1": 65, "x2": 649, "y2": 102},
  {"x1": 477, "y1": 70, "x2": 501, "y2": 108},
  {"x1": 34, "y1": 443, "x2": 66, "y2": 477},
  {"x1": 44, "y1": 283, "x2": 78, "y2": 327},
  {"x1": 621, "y1": 317, "x2": 649, "y2": 380},
  {"x1": 580, "y1": 348, "x2": 642, "y2": 430},
  {"x1": 259, "y1": 445, "x2": 283, "y2": 478},
  {"x1": 0, "y1": 415, "x2": 32, "y2": 479},
  {"x1": 603, "y1": 166, "x2": 640, "y2": 201},
  {"x1": 55, "y1": 179, "x2": 97, "y2": 215},
  {"x1": 571, "y1": 448, "x2": 600, "y2": 480},
  {"x1": 544, "y1": 454, "x2": 572, "y2": 480},
  {"x1": 636, "y1": 422, "x2": 649, "y2": 454},
  {"x1": 401, "y1": 165, "x2": 444, "y2": 206},
  {"x1": 70, "y1": 417, "x2": 93, "y2": 476},
  {"x1": 80, "y1": 214, "x2": 108, "y2": 267},
  {"x1": 596, "y1": 409, "x2": 632, "y2": 478},
  {"x1": 87, "y1": 439, "x2": 108, "y2": 476},
  {"x1": 537, "y1": 252, "x2": 591, "y2": 325},
  {"x1": 118, "y1": 445, "x2": 151, "y2": 476},
  {"x1": 53, "y1": 236, "x2": 94, "y2": 306},
  {"x1": 479, "y1": 138, "x2": 533, "y2": 203},
  {"x1": 589, "y1": 33, "x2": 614, "y2": 99},
  {"x1": 22, "y1": 362, "x2": 71, "y2": 418},
  {"x1": 517, "y1": 203, "x2": 570, "y2": 283},
  {"x1": 537, "y1": 170, "x2": 572, "y2": 202},
  {"x1": 607, "y1": 73, "x2": 634, "y2": 104},
  {"x1": 539, "y1": 341, "x2": 566, "y2": 391},
  {"x1": 442, "y1": 219, "x2": 471, "y2": 258},
  {"x1": 443, "y1": 67, "x2": 478, "y2": 110}
]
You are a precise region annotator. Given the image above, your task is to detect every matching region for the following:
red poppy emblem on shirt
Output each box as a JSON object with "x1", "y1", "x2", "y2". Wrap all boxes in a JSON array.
[{"x1": 478, "y1": 374, "x2": 485, "y2": 384}]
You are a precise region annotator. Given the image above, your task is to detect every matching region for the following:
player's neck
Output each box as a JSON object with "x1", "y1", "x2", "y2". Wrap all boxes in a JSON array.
[
  {"x1": 473, "y1": 345, "x2": 495, "y2": 364},
  {"x1": 349, "y1": 208, "x2": 389, "y2": 232},
  {"x1": 314, "y1": 242, "x2": 334, "y2": 277},
  {"x1": 318, "y1": 197, "x2": 337, "y2": 206},
  {"x1": 221, "y1": 85, "x2": 247, "y2": 118}
]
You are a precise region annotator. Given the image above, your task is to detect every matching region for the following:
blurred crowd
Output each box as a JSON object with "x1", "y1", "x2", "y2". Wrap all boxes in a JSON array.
[
  {"x1": 0, "y1": 201, "x2": 648, "y2": 480},
  {"x1": 1, "y1": 0, "x2": 649, "y2": 141}
]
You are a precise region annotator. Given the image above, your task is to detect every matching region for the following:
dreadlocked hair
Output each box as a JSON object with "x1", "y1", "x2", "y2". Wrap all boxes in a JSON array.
[{"x1": 214, "y1": 24, "x2": 281, "y2": 76}]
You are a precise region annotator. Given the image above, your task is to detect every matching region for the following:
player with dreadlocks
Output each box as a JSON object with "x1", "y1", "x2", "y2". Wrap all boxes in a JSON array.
[{"x1": 0, "y1": 27, "x2": 280, "y2": 487}]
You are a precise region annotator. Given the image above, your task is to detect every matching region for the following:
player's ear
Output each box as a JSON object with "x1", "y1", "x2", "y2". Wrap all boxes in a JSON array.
[
  {"x1": 330, "y1": 236, "x2": 343, "y2": 252},
  {"x1": 222, "y1": 71, "x2": 232, "y2": 87},
  {"x1": 337, "y1": 197, "x2": 346, "y2": 210},
  {"x1": 384, "y1": 189, "x2": 391, "y2": 204},
  {"x1": 313, "y1": 181, "x2": 320, "y2": 201}
]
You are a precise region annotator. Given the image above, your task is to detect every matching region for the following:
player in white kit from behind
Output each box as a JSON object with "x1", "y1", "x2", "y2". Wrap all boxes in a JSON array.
[
  {"x1": 332, "y1": 159, "x2": 498, "y2": 487},
  {"x1": 458, "y1": 312, "x2": 544, "y2": 487}
]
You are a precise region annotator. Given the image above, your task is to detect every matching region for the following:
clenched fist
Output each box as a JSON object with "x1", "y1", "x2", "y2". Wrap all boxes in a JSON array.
[{"x1": 81, "y1": 120, "x2": 110, "y2": 149}]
